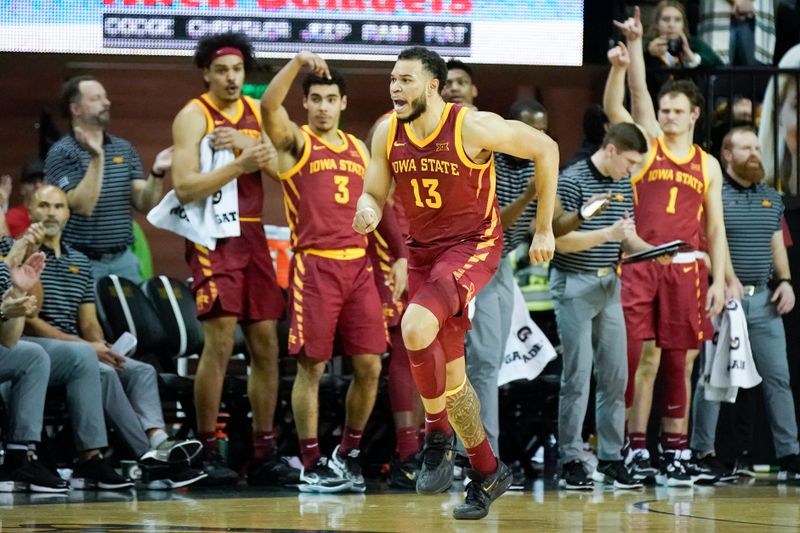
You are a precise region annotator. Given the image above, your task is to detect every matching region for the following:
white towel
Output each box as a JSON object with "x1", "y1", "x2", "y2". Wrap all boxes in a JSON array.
[
  {"x1": 147, "y1": 135, "x2": 240, "y2": 250},
  {"x1": 703, "y1": 299, "x2": 761, "y2": 402},
  {"x1": 497, "y1": 282, "x2": 558, "y2": 386}
]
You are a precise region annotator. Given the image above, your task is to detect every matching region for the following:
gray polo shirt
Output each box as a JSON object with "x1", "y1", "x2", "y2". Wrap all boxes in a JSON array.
[
  {"x1": 45, "y1": 133, "x2": 144, "y2": 257},
  {"x1": 722, "y1": 174, "x2": 784, "y2": 286},
  {"x1": 552, "y1": 157, "x2": 633, "y2": 273}
]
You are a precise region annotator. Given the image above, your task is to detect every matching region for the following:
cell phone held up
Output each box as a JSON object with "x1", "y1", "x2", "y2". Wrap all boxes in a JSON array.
[{"x1": 667, "y1": 38, "x2": 683, "y2": 57}]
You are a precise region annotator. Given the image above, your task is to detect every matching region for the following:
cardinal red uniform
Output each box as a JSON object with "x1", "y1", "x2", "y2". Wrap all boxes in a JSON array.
[
  {"x1": 282, "y1": 126, "x2": 387, "y2": 359},
  {"x1": 388, "y1": 103, "x2": 502, "y2": 362},
  {"x1": 622, "y1": 137, "x2": 709, "y2": 349},
  {"x1": 184, "y1": 94, "x2": 285, "y2": 321}
]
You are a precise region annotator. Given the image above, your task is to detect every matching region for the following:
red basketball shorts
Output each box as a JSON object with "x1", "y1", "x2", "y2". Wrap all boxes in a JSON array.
[
  {"x1": 288, "y1": 252, "x2": 387, "y2": 360},
  {"x1": 186, "y1": 222, "x2": 285, "y2": 322},
  {"x1": 621, "y1": 254, "x2": 709, "y2": 350}
]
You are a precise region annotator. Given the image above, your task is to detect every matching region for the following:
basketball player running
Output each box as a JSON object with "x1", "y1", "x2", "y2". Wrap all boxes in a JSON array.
[
  {"x1": 354, "y1": 47, "x2": 559, "y2": 520},
  {"x1": 171, "y1": 33, "x2": 293, "y2": 485},
  {"x1": 261, "y1": 51, "x2": 387, "y2": 493},
  {"x1": 607, "y1": 9, "x2": 728, "y2": 486}
]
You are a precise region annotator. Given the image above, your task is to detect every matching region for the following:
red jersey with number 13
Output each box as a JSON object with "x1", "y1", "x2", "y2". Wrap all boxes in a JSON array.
[
  {"x1": 387, "y1": 103, "x2": 500, "y2": 260},
  {"x1": 631, "y1": 137, "x2": 707, "y2": 249}
]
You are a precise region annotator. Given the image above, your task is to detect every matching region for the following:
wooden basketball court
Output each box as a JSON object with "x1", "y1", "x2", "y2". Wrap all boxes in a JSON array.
[{"x1": 0, "y1": 477, "x2": 798, "y2": 532}]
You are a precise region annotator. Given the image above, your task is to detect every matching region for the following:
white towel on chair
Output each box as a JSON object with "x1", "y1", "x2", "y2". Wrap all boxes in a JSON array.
[{"x1": 147, "y1": 134, "x2": 240, "y2": 250}]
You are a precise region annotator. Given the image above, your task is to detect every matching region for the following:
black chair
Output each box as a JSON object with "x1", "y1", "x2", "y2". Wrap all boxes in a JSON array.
[{"x1": 96, "y1": 275, "x2": 195, "y2": 436}]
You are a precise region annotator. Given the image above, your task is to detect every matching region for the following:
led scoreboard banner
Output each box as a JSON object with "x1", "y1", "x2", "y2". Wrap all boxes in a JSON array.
[{"x1": 0, "y1": 1, "x2": 584, "y2": 66}]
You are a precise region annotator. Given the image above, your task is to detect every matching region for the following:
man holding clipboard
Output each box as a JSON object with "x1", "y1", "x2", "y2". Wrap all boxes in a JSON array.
[{"x1": 551, "y1": 122, "x2": 652, "y2": 490}]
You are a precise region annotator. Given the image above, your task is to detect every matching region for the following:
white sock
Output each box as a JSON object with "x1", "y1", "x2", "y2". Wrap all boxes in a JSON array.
[{"x1": 149, "y1": 429, "x2": 169, "y2": 449}]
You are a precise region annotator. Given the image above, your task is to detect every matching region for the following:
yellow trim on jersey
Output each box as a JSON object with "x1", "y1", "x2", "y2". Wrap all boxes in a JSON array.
[
  {"x1": 240, "y1": 217, "x2": 261, "y2": 223},
  {"x1": 349, "y1": 134, "x2": 369, "y2": 166},
  {"x1": 303, "y1": 125, "x2": 350, "y2": 153},
  {"x1": 295, "y1": 254, "x2": 306, "y2": 275},
  {"x1": 243, "y1": 96, "x2": 262, "y2": 127},
  {"x1": 697, "y1": 151, "x2": 708, "y2": 220},
  {"x1": 386, "y1": 113, "x2": 399, "y2": 159},
  {"x1": 190, "y1": 98, "x2": 216, "y2": 135},
  {"x1": 279, "y1": 129, "x2": 313, "y2": 180},
  {"x1": 200, "y1": 93, "x2": 244, "y2": 124},
  {"x1": 404, "y1": 103, "x2": 453, "y2": 147},
  {"x1": 658, "y1": 137, "x2": 696, "y2": 165},
  {"x1": 700, "y1": 149, "x2": 709, "y2": 197},
  {"x1": 302, "y1": 248, "x2": 366, "y2": 260},
  {"x1": 484, "y1": 163, "x2": 496, "y2": 220},
  {"x1": 630, "y1": 141, "x2": 659, "y2": 205},
  {"x1": 194, "y1": 243, "x2": 210, "y2": 255},
  {"x1": 455, "y1": 107, "x2": 493, "y2": 171}
]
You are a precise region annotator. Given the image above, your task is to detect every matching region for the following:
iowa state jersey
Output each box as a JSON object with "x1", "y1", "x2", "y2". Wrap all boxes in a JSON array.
[
  {"x1": 631, "y1": 137, "x2": 707, "y2": 249},
  {"x1": 192, "y1": 94, "x2": 263, "y2": 219},
  {"x1": 280, "y1": 126, "x2": 369, "y2": 251},
  {"x1": 387, "y1": 103, "x2": 501, "y2": 259}
]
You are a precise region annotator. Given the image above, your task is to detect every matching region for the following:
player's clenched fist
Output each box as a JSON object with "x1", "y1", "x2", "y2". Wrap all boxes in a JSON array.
[
  {"x1": 238, "y1": 143, "x2": 275, "y2": 173},
  {"x1": 529, "y1": 230, "x2": 555, "y2": 264},
  {"x1": 352, "y1": 207, "x2": 379, "y2": 234}
]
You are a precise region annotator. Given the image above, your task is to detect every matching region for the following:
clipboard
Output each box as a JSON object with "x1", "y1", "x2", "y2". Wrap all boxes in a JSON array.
[{"x1": 622, "y1": 240, "x2": 690, "y2": 264}]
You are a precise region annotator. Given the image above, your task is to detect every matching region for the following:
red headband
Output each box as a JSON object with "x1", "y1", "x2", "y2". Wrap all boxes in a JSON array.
[{"x1": 211, "y1": 47, "x2": 244, "y2": 63}]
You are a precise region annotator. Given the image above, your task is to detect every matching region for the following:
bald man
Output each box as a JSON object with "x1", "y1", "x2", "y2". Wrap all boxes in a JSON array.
[{"x1": 11, "y1": 185, "x2": 205, "y2": 489}]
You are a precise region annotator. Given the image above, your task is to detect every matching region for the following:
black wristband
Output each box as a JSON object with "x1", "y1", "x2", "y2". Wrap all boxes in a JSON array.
[
  {"x1": 779, "y1": 278, "x2": 792, "y2": 286},
  {"x1": 151, "y1": 168, "x2": 166, "y2": 178}
]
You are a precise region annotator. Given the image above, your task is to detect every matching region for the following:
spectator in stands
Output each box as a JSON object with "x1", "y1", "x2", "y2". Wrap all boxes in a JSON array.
[
  {"x1": 13, "y1": 185, "x2": 206, "y2": 489},
  {"x1": 0, "y1": 251, "x2": 70, "y2": 493},
  {"x1": 4, "y1": 159, "x2": 44, "y2": 238},
  {"x1": 698, "y1": 0, "x2": 775, "y2": 66},
  {"x1": 760, "y1": 44, "x2": 800, "y2": 197},
  {"x1": 646, "y1": 1, "x2": 723, "y2": 69},
  {"x1": 44, "y1": 75, "x2": 171, "y2": 283},
  {"x1": 564, "y1": 104, "x2": 610, "y2": 169},
  {"x1": 443, "y1": 59, "x2": 478, "y2": 110}
]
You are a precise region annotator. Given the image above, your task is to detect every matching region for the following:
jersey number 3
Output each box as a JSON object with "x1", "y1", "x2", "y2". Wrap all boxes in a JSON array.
[
  {"x1": 334, "y1": 175, "x2": 349, "y2": 204},
  {"x1": 410, "y1": 178, "x2": 442, "y2": 209}
]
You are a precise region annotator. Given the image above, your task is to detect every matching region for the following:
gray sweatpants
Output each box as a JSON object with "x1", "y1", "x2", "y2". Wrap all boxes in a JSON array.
[
  {"x1": 691, "y1": 288, "x2": 800, "y2": 458},
  {"x1": 99, "y1": 357, "x2": 165, "y2": 457},
  {"x1": 550, "y1": 267, "x2": 628, "y2": 463},
  {"x1": 25, "y1": 337, "x2": 108, "y2": 452},
  {"x1": 0, "y1": 340, "x2": 50, "y2": 443},
  {"x1": 464, "y1": 258, "x2": 515, "y2": 453}
]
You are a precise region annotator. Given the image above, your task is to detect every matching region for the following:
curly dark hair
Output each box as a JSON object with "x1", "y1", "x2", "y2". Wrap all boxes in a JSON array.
[
  {"x1": 193, "y1": 32, "x2": 255, "y2": 72},
  {"x1": 398, "y1": 47, "x2": 447, "y2": 94}
]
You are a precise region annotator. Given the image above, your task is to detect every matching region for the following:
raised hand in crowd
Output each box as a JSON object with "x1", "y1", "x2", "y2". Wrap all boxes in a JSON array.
[{"x1": 614, "y1": 5, "x2": 643, "y2": 43}]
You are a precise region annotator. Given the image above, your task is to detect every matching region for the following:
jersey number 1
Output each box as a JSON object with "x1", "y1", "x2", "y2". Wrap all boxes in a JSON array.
[
  {"x1": 666, "y1": 186, "x2": 678, "y2": 214},
  {"x1": 410, "y1": 178, "x2": 442, "y2": 209}
]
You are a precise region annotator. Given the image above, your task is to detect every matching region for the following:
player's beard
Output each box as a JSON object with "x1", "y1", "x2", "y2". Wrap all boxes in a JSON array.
[
  {"x1": 731, "y1": 156, "x2": 765, "y2": 184},
  {"x1": 397, "y1": 93, "x2": 427, "y2": 123}
]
